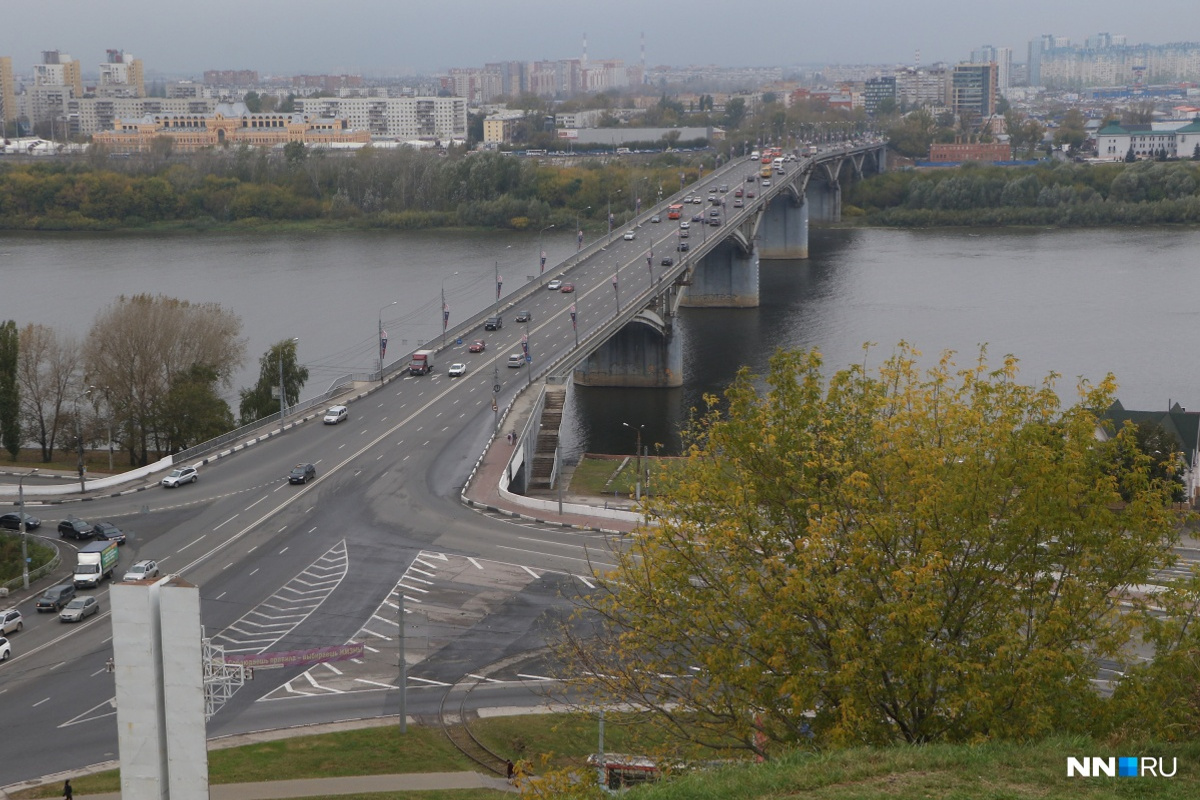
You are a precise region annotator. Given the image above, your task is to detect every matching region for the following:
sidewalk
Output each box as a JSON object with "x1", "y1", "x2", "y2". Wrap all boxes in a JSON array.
[{"x1": 72, "y1": 772, "x2": 515, "y2": 800}]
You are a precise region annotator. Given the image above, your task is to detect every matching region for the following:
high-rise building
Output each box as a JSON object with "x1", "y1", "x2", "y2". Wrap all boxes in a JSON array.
[
  {"x1": 863, "y1": 76, "x2": 897, "y2": 114},
  {"x1": 31, "y1": 50, "x2": 83, "y2": 127},
  {"x1": 294, "y1": 95, "x2": 467, "y2": 140},
  {"x1": 951, "y1": 63, "x2": 998, "y2": 124},
  {"x1": 971, "y1": 45, "x2": 1012, "y2": 96},
  {"x1": 0, "y1": 56, "x2": 16, "y2": 129},
  {"x1": 895, "y1": 66, "x2": 950, "y2": 108},
  {"x1": 1027, "y1": 34, "x2": 1057, "y2": 86},
  {"x1": 99, "y1": 50, "x2": 145, "y2": 98},
  {"x1": 35, "y1": 50, "x2": 82, "y2": 96}
]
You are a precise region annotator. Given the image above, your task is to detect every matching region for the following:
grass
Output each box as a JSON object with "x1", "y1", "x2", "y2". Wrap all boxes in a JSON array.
[
  {"x1": 0, "y1": 447, "x2": 133, "y2": 477},
  {"x1": 567, "y1": 456, "x2": 684, "y2": 499}
]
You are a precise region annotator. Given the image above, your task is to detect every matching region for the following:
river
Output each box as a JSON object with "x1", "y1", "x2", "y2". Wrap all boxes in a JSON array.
[{"x1": 3, "y1": 226, "x2": 1199, "y2": 460}]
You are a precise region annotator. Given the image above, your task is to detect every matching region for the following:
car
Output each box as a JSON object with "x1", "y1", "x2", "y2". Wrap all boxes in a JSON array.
[
  {"x1": 323, "y1": 405, "x2": 348, "y2": 424},
  {"x1": 0, "y1": 609, "x2": 22, "y2": 635},
  {"x1": 0, "y1": 636, "x2": 9, "y2": 661},
  {"x1": 679, "y1": 229, "x2": 689, "y2": 238},
  {"x1": 0, "y1": 512, "x2": 40, "y2": 531},
  {"x1": 746, "y1": 189, "x2": 756, "y2": 198},
  {"x1": 734, "y1": 188, "x2": 744, "y2": 198},
  {"x1": 448, "y1": 362, "x2": 467, "y2": 378},
  {"x1": 468, "y1": 339, "x2": 486, "y2": 353},
  {"x1": 122, "y1": 560, "x2": 159, "y2": 582},
  {"x1": 708, "y1": 187, "x2": 718, "y2": 193},
  {"x1": 679, "y1": 221, "x2": 690, "y2": 229},
  {"x1": 623, "y1": 230, "x2": 636, "y2": 240},
  {"x1": 661, "y1": 256, "x2": 675, "y2": 266},
  {"x1": 650, "y1": 215, "x2": 661, "y2": 223},
  {"x1": 709, "y1": 208, "x2": 721, "y2": 217},
  {"x1": 747, "y1": 174, "x2": 756, "y2": 182},
  {"x1": 507, "y1": 353, "x2": 525, "y2": 368},
  {"x1": 692, "y1": 214, "x2": 704, "y2": 222},
  {"x1": 161, "y1": 466, "x2": 198, "y2": 487},
  {"x1": 547, "y1": 280, "x2": 563, "y2": 291},
  {"x1": 709, "y1": 217, "x2": 722, "y2": 226},
  {"x1": 560, "y1": 283, "x2": 575, "y2": 293},
  {"x1": 60, "y1": 596, "x2": 99, "y2": 623},
  {"x1": 484, "y1": 316, "x2": 503, "y2": 330},
  {"x1": 761, "y1": 179, "x2": 772, "y2": 187},
  {"x1": 91, "y1": 521, "x2": 127, "y2": 545},
  {"x1": 57, "y1": 517, "x2": 94, "y2": 540},
  {"x1": 719, "y1": 184, "x2": 729, "y2": 192},
  {"x1": 677, "y1": 241, "x2": 690, "y2": 252},
  {"x1": 734, "y1": 198, "x2": 744, "y2": 208},
  {"x1": 515, "y1": 310, "x2": 532, "y2": 323},
  {"x1": 289, "y1": 463, "x2": 316, "y2": 484},
  {"x1": 692, "y1": 196, "x2": 703, "y2": 204},
  {"x1": 36, "y1": 584, "x2": 75, "y2": 613}
]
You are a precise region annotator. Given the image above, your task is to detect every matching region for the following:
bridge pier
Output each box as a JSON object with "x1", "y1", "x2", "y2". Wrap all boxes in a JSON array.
[
  {"x1": 807, "y1": 179, "x2": 842, "y2": 223},
  {"x1": 679, "y1": 237, "x2": 760, "y2": 307},
  {"x1": 758, "y1": 196, "x2": 809, "y2": 260},
  {"x1": 573, "y1": 315, "x2": 682, "y2": 388}
]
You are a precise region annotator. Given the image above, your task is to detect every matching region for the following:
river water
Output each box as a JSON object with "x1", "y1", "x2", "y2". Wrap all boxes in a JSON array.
[{"x1": 3, "y1": 226, "x2": 1199, "y2": 460}]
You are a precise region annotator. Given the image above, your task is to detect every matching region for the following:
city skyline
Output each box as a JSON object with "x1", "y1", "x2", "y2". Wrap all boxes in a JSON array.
[{"x1": 2, "y1": 0, "x2": 1198, "y2": 78}]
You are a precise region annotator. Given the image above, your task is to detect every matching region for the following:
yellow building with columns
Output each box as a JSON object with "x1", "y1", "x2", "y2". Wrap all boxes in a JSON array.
[{"x1": 93, "y1": 105, "x2": 370, "y2": 152}]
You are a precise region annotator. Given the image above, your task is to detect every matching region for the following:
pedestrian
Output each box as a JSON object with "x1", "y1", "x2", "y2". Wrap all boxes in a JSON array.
[
  {"x1": 506, "y1": 759, "x2": 515, "y2": 781},
  {"x1": 63, "y1": 780, "x2": 73, "y2": 800}
]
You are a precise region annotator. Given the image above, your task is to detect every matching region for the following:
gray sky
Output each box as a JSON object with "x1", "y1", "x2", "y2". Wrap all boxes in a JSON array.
[{"x1": 3, "y1": 1, "x2": 1197, "y2": 77}]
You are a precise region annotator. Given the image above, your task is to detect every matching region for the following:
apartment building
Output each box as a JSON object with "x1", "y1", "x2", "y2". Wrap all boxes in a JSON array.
[
  {"x1": 294, "y1": 96, "x2": 467, "y2": 140},
  {"x1": 0, "y1": 56, "x2": 15, "y2": 128}
]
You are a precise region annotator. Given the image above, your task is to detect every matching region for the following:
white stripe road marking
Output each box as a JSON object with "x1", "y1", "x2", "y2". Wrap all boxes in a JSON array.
[
  {"x1": 355, "y1": 678, "x2": 395, "y2": 689},
  {"x1": 467, "y1": 557, "x2": 483, "y2": 569},
  {"x1": 179, "y1": 534, "x2": 207, "y2": 551},
  {"x1": 496, "y1": 545, "x2": 618, "y2": 569},
  {"x1": 245, "y1": 496, "x2": 268, "y2": 511},
  {"x1": 521, "y1": 566, "x2": 540, "y2": 578},
  {"x1": 214, "y1": 514, "x2": 239, "y2": 530},
  {"x1": 408, "y1": 676, "x2": 451, "y2": 686},
  {"x1": 517, "y1": 673, "x2": 555, "y2": 681},
  {"x1": 33, "y1": 697, "x2": 50, "y2": 707},
  {"x1": 577, "y1": 576, "x2": 595, "y2": 589}
]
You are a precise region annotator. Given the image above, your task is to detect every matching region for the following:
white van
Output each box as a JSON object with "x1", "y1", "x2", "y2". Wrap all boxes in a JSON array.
[{"x1": 323, "y1": 405, "x2": 348, "y2": 424}]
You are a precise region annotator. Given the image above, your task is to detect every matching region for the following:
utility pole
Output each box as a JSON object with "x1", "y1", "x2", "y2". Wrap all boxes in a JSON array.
[
  {"x1": 19, "y1": 468, "x2": 37, "y2": 590},
  {"x1": 398, "y1": 583, "x2": 407, "y2": 734}
]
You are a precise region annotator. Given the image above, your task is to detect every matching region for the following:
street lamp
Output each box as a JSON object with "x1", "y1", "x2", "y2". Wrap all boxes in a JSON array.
[
  {"x1": 18, "y1": 468, "x2": 37, "y2": 590},
  {"x1": 538, "y1": 224, "x2": 555, "y2": 276},
  {"x1": 74, "y1": 386, "x2": 92, "y2": 493},
  {"x1": 102, "y1": 386, "x2": 114, "y2": 472},
  {"x1": 378, "y1": 301, "x2": 398, "y2": 385},
  {"x1": 622, "y1": 422, "x2": 645, "y2": 501},
  {"x1": 279, "y1": 338, "x2": 298, "y2": 421},
  {"x1": 576, "y1": 207, "x2": 590, "y2": 251},
  {"x1": 440, "y1": 274, "x2": 457, "y2": 347}
]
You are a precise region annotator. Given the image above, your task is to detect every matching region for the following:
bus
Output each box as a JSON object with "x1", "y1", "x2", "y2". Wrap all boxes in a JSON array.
[
  {"x1": 667, "y1": 203, "x2": 685, "y2": 220},
  {"x1": 760, "y1": 163, "x2": 773, "y2": 179}
]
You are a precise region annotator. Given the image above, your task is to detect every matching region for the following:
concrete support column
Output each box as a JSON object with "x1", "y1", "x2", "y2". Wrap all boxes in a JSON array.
[
  {"x1": 679, "y1": 237, "x2": 760, "y2": 306},
  {"x1": 808, "y1": 180, "x2": 842, "y2": 223},
  {"x1": 573, "y1": 319, "x2": 682, "y2": 388},
  {"x1": 758, "y1": 197, "x2": 808, "y2": 261}
]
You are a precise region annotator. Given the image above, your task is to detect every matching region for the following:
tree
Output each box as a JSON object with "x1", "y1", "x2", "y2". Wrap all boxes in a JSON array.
[
  {"x1": 243, "y1": 91, "x2": 262, "y2": 113},
  {"x1": 557, "y1": 346, "x2": 1178, "y2": 752},
  {"x1": 157, "y1": 364, "x2": 235, "y2": 453},
  {"x1": 16, "y1": 324, "x2": 81, "y2": 462},
  {"x1": 885, "y1": 109, "x2": 938, "y2": 158},
  {"x1": 238, "y1": 339, "x2": 308, "y2": 424},
  {"x1": 723, "y1": 97, "x2": 747, "y2": 130},
  {"x1": 0, "y1": 321, "x2": 19, "y2": 459},
  {"x1": 84, "y1": 295, "x2": 244, "y2": 465},
  {"x1": 1194, "y1": 142, "x2": 1200, "y2": 161},
  {"x1": 1126, "y1": 145, "x2": 1137, "y2": 163}
]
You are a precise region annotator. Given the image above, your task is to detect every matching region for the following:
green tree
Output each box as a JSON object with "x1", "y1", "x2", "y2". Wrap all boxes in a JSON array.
[
  {"x1": 0, "y1": 321, "x2": 19, "y2": 459},
  {"x1": 558, "y1": 346, "x2": 1177, "y2": 752},
  {"x1": 243, "y1": 91, "x2": 262, "y2": 113},
  {"x1": 723, "y1": 97, "x2": 747, "y2": 129},
  {"x1": 1126, "y1": 145, "x2": 1137, "y2": 163},
  {"x1": 238, "y1": 338, "x2": 308, "y2": 424},
  {"x1": 1194, "y1": 142, "x2": 1200, "y2": 161},
  {"x1": 886, "y1": 109, "x2": 938, "y2": 158},
  {"x1": 157, "y1": 364, "x2": 235, "y2": 452},
  {"x1": 279, "y1": 94, "x2": 296, "y2": 114}
]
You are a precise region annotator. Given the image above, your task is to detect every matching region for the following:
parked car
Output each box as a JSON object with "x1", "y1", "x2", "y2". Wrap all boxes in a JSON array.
[
  {"x1": 507, "y1": 354, "x2": 525, "y2": 368},
  {"x1": 547, "y1": 280, "x2": 563, "y2": 291},
  {"x1": 515, "y1": 310, "x2": 532, "y2": 323},
  {"x1": 161, "y1": 466, "x2": 198, "y2": 487},
  {"x1": 323, "y1": 405, "x2": 348, "y2": 424},
  {"x1": 468, "y1": 339, "x2": 486, "y2": 353},
  {"x1": 560, "y1": 283, "x2": 575, "y2": 293},
  {"x1": 36, "y1": 584, "x2": 76, "y2": 613},
  {"x1": 0, "y1": 636, "x2": 9, "y2": 661},
  {"x1": 288, "y1": 463, "x2": 316, "y2": 484},
  {"x1": 122, "y1": 560, "x2": 159, "y2": 582},
  {"x1": 60, "y1": 596, "x2": 99, "y2": 623},
  {"x1": 91, "y1": 521, "x2": 128, "y2": 545},
  {"x1": 448, "y1": 363, "x2": 467, "y2": 378},
  {"x1": 0, "y1": 512, "x2": 40, "y2": 531},
  {"x1": 57, "y1": 517, "x2": 94, "y2": 540},
  {"x1": 0, "y1": 608, "x2": 22, "y2": 634}
]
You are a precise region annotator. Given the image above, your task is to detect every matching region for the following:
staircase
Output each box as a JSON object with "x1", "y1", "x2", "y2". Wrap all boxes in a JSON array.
[{"x1": 530, "y1": 388, "x2": 565, "y2": 489}]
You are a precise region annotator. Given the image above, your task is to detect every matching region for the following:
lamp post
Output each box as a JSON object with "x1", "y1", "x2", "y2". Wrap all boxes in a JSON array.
[
  {"x1": 622, "y1": 422, "x2": 645, "y2": 501},
  {"x1": 102, "y1": 386, "x2": 113, "y2": 471},
  {"x1": 279, "y1": 338, "x2": 298, "y2": 421},
  {"x1": 74, "y1": 386, "x2": 92, "y2": 493},
  {"x1": 576, "y1": 207, "x2": 590, "y2": 251},
  {"x1": 378, "y1": 301, "x2": 398, "y2": 385},
  {"x1": 18, "y1": 468, "x2": 37, "y2": 590},
  {"x1": 538, "y1": 224, "x2": 555, "y2": 276},
  {"x1": 440, "y1": 274, "x2": 457, "y2": 347}
]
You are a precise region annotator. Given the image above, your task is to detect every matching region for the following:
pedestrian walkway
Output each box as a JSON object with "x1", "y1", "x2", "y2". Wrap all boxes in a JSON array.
[{"x1": 71, "y1": 772, "x2": 515, "y2": 800}]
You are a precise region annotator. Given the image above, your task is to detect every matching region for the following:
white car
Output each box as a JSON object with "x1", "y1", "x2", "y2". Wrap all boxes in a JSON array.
[
  {"x1": 547, "y1": 279, "x2": 563, "y2": 291},
  {"x1": 323, "y1": 405, "x2": 348, "y2": 424},
  {"x1": 0, "y1": 608, "x2": 22, "y2": 635},
  {"x1": 0, "y1": 636, "x2": 10, "y2": 661},
  {"x1": 623, "y1": 230, "x2": 636, "y2": 240},
  {"x1": 448, "y1": 363, "x2": 467, "y2": 378},
  {"x1": 507, "y1": 354, "x2": 525, "y2": 368},
  {"x1": 123, "y1": 560, "x2": 160, "y2": 582},
  {"x1": 161, "y1": 466, "x2": 198, "y2": 487}
]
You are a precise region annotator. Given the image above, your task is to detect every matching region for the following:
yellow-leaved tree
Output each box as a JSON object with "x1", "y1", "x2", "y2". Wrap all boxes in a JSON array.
[{"x1": 557, "y1": 345, "x2": 1178, "y2": 753}]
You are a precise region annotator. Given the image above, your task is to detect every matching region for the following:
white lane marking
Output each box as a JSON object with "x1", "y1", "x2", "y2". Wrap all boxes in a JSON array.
[
  {"x1": 249, "y1": 568, "x2": 259, "y2": 576},
  {"x1": 223, "y1": 563, "x2": 234, "y2": 570},
  {"x1": 33, "y1": 697, "x2": 50, "y2": 706},
  {"x1": 279, "y1": 547, "x2": 289, "y2": 554},
  {"x1": 355, "y1": 678, "x2": 395, "y2": 689},
  {"x1": 496, "y1": 545, "x2": 618, "y2": 569},
  {"x1": 179, "y1": 534, "x2": 207, "y2": 552},
  {"x1": 214, "y1": 514, "x2": 239, "y2": 530},
  {"x1": 521, "y1": 565, "x2": 540, "y2": 578},
  {"x1": 517, "y1": 673, "x2": 555, "y2": 681},
  {"x1": 273, "y1": 483, "x2": 288, "y2": 492},
  {"x1": 216, "y1": 591, "x2": 227, "y2": 600},
  {"x1": 408, "y1": 676, "x2": 452, "y2": 686},
  {"x1": 577, "y1": 576, "x2": 595, "y2": 589},
  {"x1": 245, "y1": 496, "x2": 268, "y2": 511},
  {"x1": 338, "y1": 444, "x2": 346, "y2": 449},
  {"x1": 90, "y1": 668, "x2": 107, "y2": 677},
  {"x1": 467, "y1": 557, "x2": 483, "y2": 569}
]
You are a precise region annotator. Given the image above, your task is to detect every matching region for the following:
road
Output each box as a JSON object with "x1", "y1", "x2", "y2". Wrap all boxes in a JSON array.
[{"x1": 0, "y1": 154, "x2": 774, "y2": 787}]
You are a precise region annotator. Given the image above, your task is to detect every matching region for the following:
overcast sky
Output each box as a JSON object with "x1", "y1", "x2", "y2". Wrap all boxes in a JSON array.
[{"x1": 3, "y1": 1, "x2": 1198, "y2": 77}]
